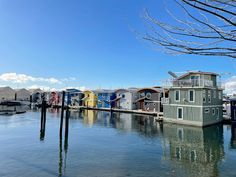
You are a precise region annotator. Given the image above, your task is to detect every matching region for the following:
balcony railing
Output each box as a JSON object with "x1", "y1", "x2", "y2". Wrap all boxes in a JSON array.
[
  {"x1": 173, "y1": 79, "x2": 213, "y2": 87},
  {"x1": 162, "y1": 79, "x2": 224, "y2": 89}
]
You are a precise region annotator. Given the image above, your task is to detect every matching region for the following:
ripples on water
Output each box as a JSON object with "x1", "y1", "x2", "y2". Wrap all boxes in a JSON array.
[{"x1": 0, "y1": 109, "x2": 235, "y2": 177}]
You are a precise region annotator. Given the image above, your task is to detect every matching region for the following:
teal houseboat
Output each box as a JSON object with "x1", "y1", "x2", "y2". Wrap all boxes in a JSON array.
[{"x1": 163, "y1": 71, "x2": 224, "y2": 127}]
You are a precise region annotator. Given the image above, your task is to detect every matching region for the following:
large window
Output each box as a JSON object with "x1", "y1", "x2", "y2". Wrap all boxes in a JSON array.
[
  {"x1": 175, "y1": 90, "x2": 180, "y2": 102},
  {"x1": 177, "y1": 107, "x2": 183, "y2": 119},
  {"x1": 188, "y1": 90, "x2": 195, "y2": 102}
]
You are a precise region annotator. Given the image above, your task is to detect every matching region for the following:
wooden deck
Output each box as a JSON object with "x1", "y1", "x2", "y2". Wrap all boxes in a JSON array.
[{"x1": 70, "y1": 105, "x2": 164, "y2": 119}]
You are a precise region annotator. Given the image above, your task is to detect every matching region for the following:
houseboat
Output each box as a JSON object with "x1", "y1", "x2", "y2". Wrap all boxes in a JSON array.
[
  {"x1": 83, "y1": 90, "x2": 97, "y2": 108},
  {"x1": 96, "y1": 89, "x2": 116, "y2": 108},
  {"x1": 49, "y1": 91, "x2": 61, "y2": 107},
  {"x1": 163, "y1": 71, "x2": 224, "y2": 127},
  {"x1": 65, "y1": 88, "x2": 84, "y2": 106},
  {"x1": 135, "y1": 87, "x2": 164, "y2": 112},
  {"x1": 114, "y1": 88, "x2": 138, "y2": 110}
]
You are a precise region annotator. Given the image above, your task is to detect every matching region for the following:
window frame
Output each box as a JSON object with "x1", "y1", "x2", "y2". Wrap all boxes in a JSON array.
[
  {"x1": 175, "y1": 90, "x2": 180, "y2": 102},
  {"x1": 177, "y1": 107, "x2": 183, "y2": 120},
  {"x1": 188, "y1": 90, "x2": 195, "y2": 102}
]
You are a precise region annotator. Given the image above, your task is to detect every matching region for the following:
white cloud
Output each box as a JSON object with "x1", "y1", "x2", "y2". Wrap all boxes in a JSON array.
[
  {"x1": 224, "y1": 76, "x2": 236, "y2": 95},
  {"x1": 60, "y1": 86, "x2": 86, "y2": 91},
  {"x1": 0, "y1": 73, "x2": 62, "y2": 84}
]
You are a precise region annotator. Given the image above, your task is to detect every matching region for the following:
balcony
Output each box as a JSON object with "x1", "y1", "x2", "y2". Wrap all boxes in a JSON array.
[{"x1": 162, "y1": 79, "x2": 223, "y2": 89}]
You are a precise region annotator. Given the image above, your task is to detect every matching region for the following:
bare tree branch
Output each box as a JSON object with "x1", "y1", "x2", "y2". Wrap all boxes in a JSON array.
[{"x1": 143, "y1": 0, "x2": 236, "y2": 58}]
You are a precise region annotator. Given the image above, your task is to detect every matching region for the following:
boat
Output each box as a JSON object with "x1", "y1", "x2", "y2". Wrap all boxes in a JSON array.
[{"x1": 0, "y1": 110, "x2": 16, "y2": 115}]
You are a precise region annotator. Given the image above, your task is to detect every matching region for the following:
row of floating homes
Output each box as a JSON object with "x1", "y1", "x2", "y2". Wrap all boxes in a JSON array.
[
  {"x1": 2, "y1": 70, "x2": 232, "y2": 127},
  {"x1": 80, "y1": 87, "x2": 169, "y2": 112}
]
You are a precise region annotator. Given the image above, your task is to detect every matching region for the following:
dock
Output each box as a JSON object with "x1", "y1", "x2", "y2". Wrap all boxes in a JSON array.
[{"x1": 70, "y1": 106, "x2": 164, "y2": 120}]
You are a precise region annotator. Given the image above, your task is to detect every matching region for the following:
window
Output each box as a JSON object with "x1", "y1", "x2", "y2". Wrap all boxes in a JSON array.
[
  {"x1": 175, "y1": 147, "x2": 181, "y2": 160},
  {"x1": 205, "y1": 108, "x2": 210, "y2": 114},
  {"x1": 213, "y1": 90, "x2": 216, "y2": 99},
  {"x1": 190, "y1": 75, "x2": 200, "y2": 86},
  {"x1": 212, "y1": 108, "x2": 215, "y2": 115},
  {"x1": 175, "y1": 90, "x2": 180, "y2": 102},
  {"x1": 190, "y1": 150, "x2": 197, "y2": 162},
  {"x1": 216, "y1": 108, "x2": 219, "y2": 119},
  {"x1": 177, "y1": 107, "x2": 183, "y2": 119},
  {"x1": 203, "y1": 90, "x2": 206, "y2": 103},
  {"x1": 188, "y1": 90, "x2": 195, "y2": 102},
  {"x1": 219, "y1": 91, "x2": 222, "y2": 99},
  {"x1": 146, "y1": 92, "x2": 152, "y2": 99},
  {"x1": 177, "y1": 128, "x2": 184, "y2": 141},
  {"x1": 208, "y1": 90, "x2": 211, "y2": 103}
]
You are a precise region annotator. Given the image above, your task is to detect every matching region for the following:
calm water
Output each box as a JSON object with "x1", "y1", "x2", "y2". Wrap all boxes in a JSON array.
[{"x1": 0, "y1": 109, "x2": 235, "y2": 177}]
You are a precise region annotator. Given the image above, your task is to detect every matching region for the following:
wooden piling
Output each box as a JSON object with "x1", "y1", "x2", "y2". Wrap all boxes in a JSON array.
[
  {"x1": 40, "y1": 99, "x2": 45, "y2": 133},
  {"x1": 14, "y1": 93, "x2": 17, "y2": 101},
  {"x1": 60, "y1": 91, "x2": 65, "y2": 139},
  {"x1": 65, "y1": 107, "x2": 69, "y2": 139},
  {"x1": 43, "y1": 100, "x2": 47, "y2": 131}
]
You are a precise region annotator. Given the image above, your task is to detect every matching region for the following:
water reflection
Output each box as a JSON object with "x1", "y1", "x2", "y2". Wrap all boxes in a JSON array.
[
  {"x1": 162, "y1": 123, "x2": 224, "y2": 177},
  {"x1": 231, "y1": 124, "x2": 236, "y2": 149},
  {"x1": 35, "y1": 109, "x2": 228, "y2": 177},
  {"x1": 83, "y1": 110, "x2": 98, "y2": 126}
]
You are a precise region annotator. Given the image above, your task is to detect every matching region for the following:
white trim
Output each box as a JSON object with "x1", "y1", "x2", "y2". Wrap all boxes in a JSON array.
[
  {"x1": 144, "y1": 100, "x2": 161, "y2": 103},
  {"x1": 177, "y1": 107, "x2": 183, "y2": 120},
  {"x1": 188, "y1": 89, "x2": 195, "y2": 102},
  {"x1": 163, "y1": 103, "x2": 223, "y2": 108},
  {"x1": 163, "y1": 117, "x2": 223, "y2": 127},
  {"x1": 175, "y1": 90, "x2": 180, "y2": 102}
]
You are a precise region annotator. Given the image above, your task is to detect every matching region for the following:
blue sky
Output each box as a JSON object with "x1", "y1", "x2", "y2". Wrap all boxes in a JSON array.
[{"x1": 0, "y1": 0, "x2": 235, "y2": 91}]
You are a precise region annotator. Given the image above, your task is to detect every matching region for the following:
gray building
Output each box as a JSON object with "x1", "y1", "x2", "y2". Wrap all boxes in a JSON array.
[{"x1": 163, "y1": 71, "x2": 224, "y2": 126}]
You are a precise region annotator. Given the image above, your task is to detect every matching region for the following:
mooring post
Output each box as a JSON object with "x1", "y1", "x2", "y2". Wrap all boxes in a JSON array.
[
  {"x1": 14, "y1": 92, "x2": 17, "y2": 101},
  {"x1": 43, "y1": 100, "x2": 47, "y2": 132},
  {"x1": 65, "y1": 107, "x2": 69, "y2": 140},
  {"x1": 40, "y1": 98, "x2": 46, "y2": 140},
  {"x1": 40, "y1": 99, "x2": 45, "y2": 133},
  {"x1": 60, "y1": 91, "x2": 65, "y2": 139}
]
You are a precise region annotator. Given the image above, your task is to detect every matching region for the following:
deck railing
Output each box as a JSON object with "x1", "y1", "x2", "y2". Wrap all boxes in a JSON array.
[{"x1": 163, "y1": 79, "x2": 223, "y2": 88}]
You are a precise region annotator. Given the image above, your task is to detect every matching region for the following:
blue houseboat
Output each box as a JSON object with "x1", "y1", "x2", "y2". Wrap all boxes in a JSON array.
[
  {"x1": 96, "y1": 89, "x2": 116, "y2": 108},
  {"x1": 66, "y1": 88, "x2": 84, "y2": 106}
]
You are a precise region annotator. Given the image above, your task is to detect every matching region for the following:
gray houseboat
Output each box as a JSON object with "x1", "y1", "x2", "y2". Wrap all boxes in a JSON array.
[
  {"x1": 114, "y1": 88, "x2": 138, "y2": 110},
  {"x1": 163, "y1": 71, "x2": 223, "y2": 127},
  {"x1": 136, "y1": 87, "x2": 163, "y2": 112}
]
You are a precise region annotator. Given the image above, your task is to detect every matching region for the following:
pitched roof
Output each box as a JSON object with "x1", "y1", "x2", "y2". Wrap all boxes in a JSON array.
[{"x1": 177, "y1": 71, "x2": 219, "y2": 80}]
